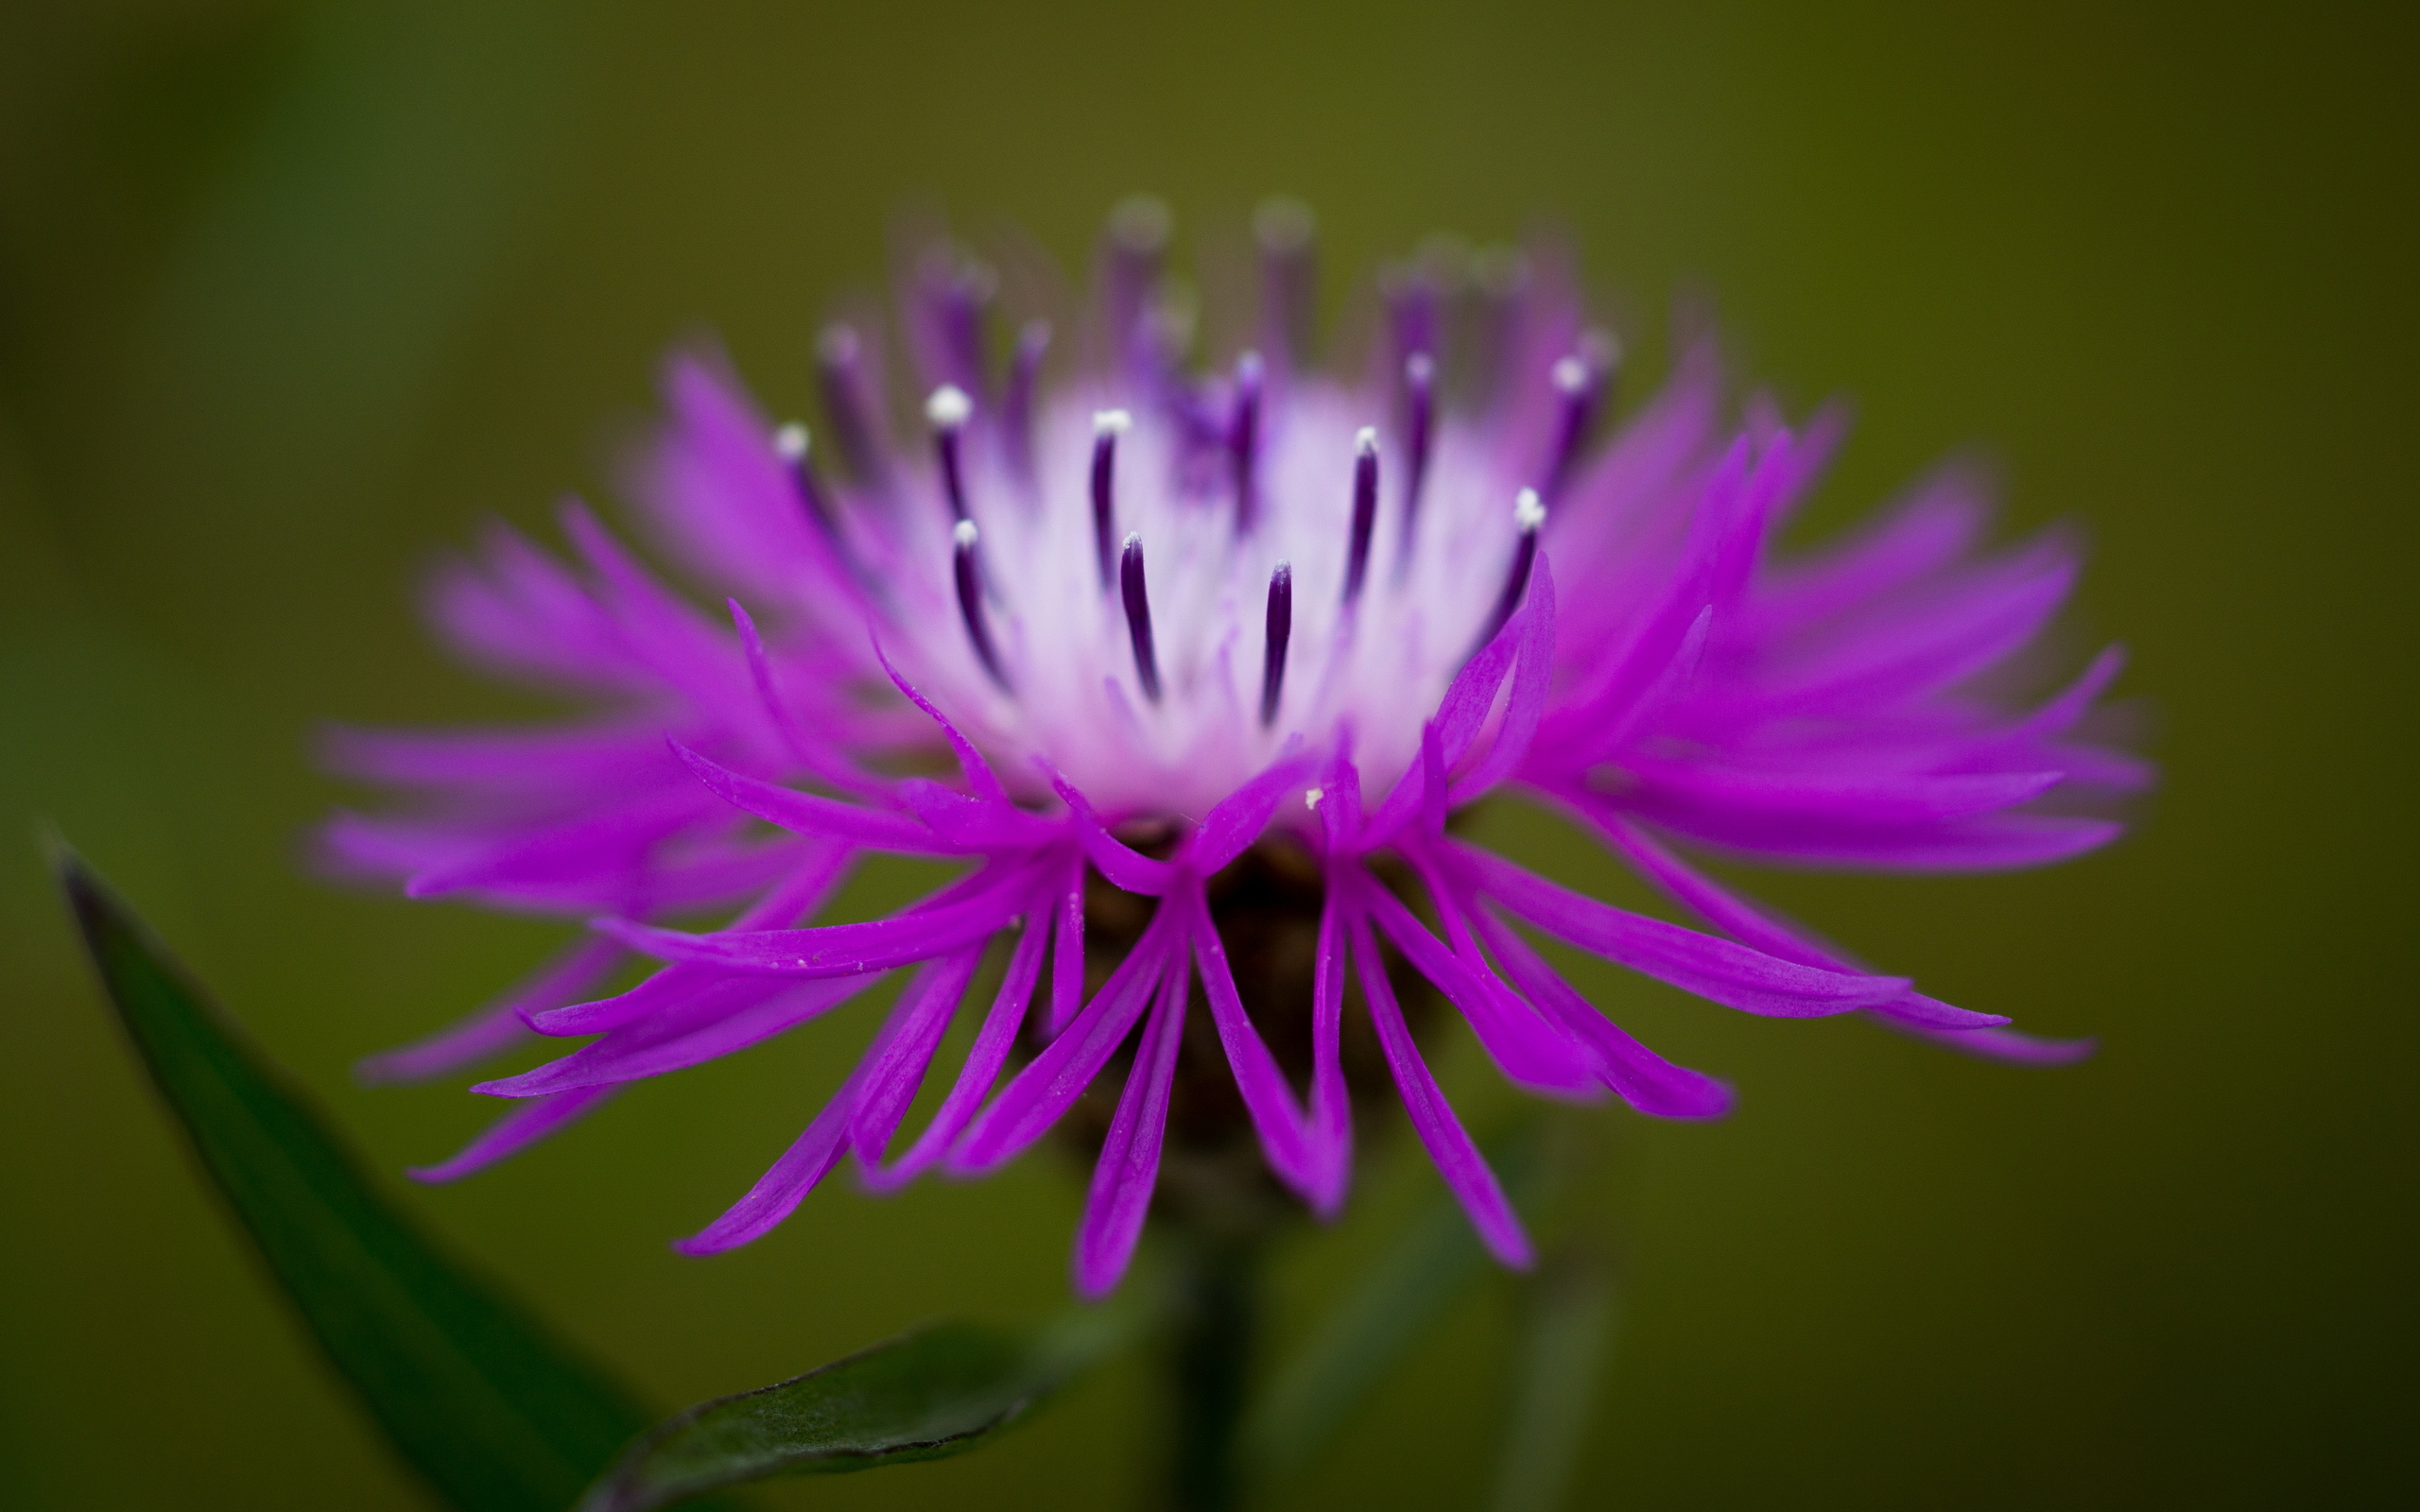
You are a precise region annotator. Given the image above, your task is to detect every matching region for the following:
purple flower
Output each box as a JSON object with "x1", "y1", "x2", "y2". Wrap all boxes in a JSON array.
[{"x1": 326, "y1": 200, "x2": 2146, "y2": 1297}]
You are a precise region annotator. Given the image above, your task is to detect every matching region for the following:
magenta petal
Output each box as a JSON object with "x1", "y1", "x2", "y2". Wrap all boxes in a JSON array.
[
  {"x1": 669, "y1": 739, "x2": 952, "y2": 853},
  {"x1": 861, "y1": 912, "x2": 1053, "y2": 1192},
  {"x1": 1447, "y1": 558, "x2": 1557, "y2": 799},
  {"x1": 1070, "y1": 954, "x2": 1190, "y2": 1297},
  {"x1": 475, "y1": 974, "x2": 874, "y2": 1097},
  {"x1": 408, "y1": 1086, "x2": 619, "y2": 1183},
  {"x1": 1305, "y1": 880, "x2": 1354, "y2": 1213},
  {"x1": 1045, "y1": 861, "x2": 1086, "y2": 1037},
  {"x1": 1185, "y1": 746, "x2": 1318, "y2": 875},
  {"x1": 1887, "y1": 1022, "x2": 2098, "y2": 1065},
  {"x1": 1348, "y1": 913, "x2": 1532, "y2": 1268},
  {"x1": 726, "y1": 599, "x2": 890, "y2": 799},
  {"x1": 1467, "y1": 907, "x2": 1734, "y2": 1120},
  {"x1": 1353, "y1": 868, "x2": 1602, "y2": 1095},
  {"x1": 873, "y1": 640, "x2": 1010, "y2": 802},
  {"x1": 357, "y1": 934, "x2": 624, "y2": 1083},
  {"x1": 1046, "y1": 768, "x2": 1175, "y2": 894},
  {"x1": 674, "y1": 1079, "x2": 860, "y2": 1255},
  {"x1": 1182, "y1": 879, "x2": 1319, "y2": 1196},
  {"x1": 1363, "y1": 632, "x2": 1515, "y2": 841},
  {"x1": 530, "y1": 844, "x2": 854, "y2": 1035},
  {"x1": 674, "y1": 982, "x2": 928, "y2": 1254},
  {"x1": 1587, "y1": 812, "x2": 2023, "y2": 1035},
  {"x1": 847, "y1": 948, "x2": 985, "y2": 1173},
  {"x1": 1446, "y1": 841, "x2": 1907, "y2": 1016},
  {"x1": 599, "y1": 856, "x2": 1047, "y2": 975},
  {"x1": 949, "y1": 902, "x2": 1184, "y2": 1173}
]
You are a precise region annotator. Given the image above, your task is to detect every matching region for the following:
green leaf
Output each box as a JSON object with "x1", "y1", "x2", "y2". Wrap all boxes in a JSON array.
[
  {"x1": 56, "y1": 846, "x2": 666, "y2": 1512},
  {"x1": 577, "y1": 1308, "x2": 1132, "y2": 1512}
]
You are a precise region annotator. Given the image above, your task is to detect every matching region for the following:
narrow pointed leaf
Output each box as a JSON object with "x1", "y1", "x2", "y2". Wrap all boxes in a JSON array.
[
  {"x1": 56, "y1": 847, "x2": 671, "y2": 1512},
  {"x1": 578, "y1": 1311, "x2": 1130, "y2": 1512}
]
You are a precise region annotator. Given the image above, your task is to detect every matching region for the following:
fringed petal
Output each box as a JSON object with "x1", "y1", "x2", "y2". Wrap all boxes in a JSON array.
[
  {"x1": 408, "y1": 1086, "x2": 619, "y2": 1183},
  {"x1": 1071, "y1": 953, "x2": 1190, "y2": 1297},
  {"x1": 1347, "y1": 913, "x2": 1532, "y2": 1268}
]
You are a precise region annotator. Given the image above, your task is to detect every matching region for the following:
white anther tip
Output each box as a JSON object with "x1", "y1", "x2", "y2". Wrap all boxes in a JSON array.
[
  {"x1": 1253, "y1": 197, "x2": 1316, "y2": 251},
  {"x1": 1109, "y1": 195, "x2": 1173, "y2": 250},
  {"x1": 925, "y1": 386, "x2": 972, "y2": 430},
  {"x1": 772, "y1": 422, "x2": 809, "y2": 460},
  {"x1": 1551, "y1": 355, "x2": 1590, "y2": 393},
  {"x1": 953, "y1": 519, "x2": 979, "y2": 547},
  {"x1": 1304, "y1": 786, "x2": 1324, "y2": 812},
  {"x1": 1121, "y1": 530, "x2": 1144, "y2": 552},
  {"x1": 1514, "y1": 489, "x2": 1547, "y2": 531},
  {"x1": 1094, "y1": 409, "x2": 1132, "y2": 437},
  {"x1": 1355, "y1": 426, "x2": 1379, "y2": 455}
]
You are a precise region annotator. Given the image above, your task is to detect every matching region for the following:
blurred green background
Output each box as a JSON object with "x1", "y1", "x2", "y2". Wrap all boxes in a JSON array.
[{"x1": 2, "y1": 0, "x2": 2411, "y2": 1505}]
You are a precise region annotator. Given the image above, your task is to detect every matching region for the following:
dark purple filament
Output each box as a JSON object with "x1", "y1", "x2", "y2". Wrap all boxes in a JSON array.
[
  {"x1": 1261, "y1": 561, "x2": 1293, "y2": 727},
  {"x1": 928, "y1": 387, "x2": 972, "y2": 522},
  {"x1": 1002, "y1": 320, "x2": 1050, "y2": 486},
  {"x1": 1543, "y1": 335, "x2": 1619, "y2": 505},
  {"x1": 816, "y1": 324, "x2": 886, "y2": 489},
  {"x1": 1475, "y1": 490, "x2": 1545, "y2": 654},
  {"x1": 1091, "y1": 411, "x2": 1127, "y2": 590},
  {"x1": 1400, "y1": 352, "x2": 1435, "y2": 566},
  {"x1": 1254, "y1": 198, "x2": 1317, "y2": 367},
  {"x1": 1230, "y1": 351, "x2": 1264, "y2": 533},
  {"x1": 1120, "y1": 532, "x2": 1162, "y2": 703},
  {"x1": 1104, "y1": 197, "x2": 1171, "y2": 369},
  {"x1": 953, "y1": 521, "x2": 1010, "y2": 692},
  {"x1": 1345, "y1": 428, "x2": 1379, "y2": 606},
  {"x1": 773, "y1": 422, "x2": 835, "y2": 533},
  {"x1": 932, "y1": 255, "x2": 993, "y2": 399}
]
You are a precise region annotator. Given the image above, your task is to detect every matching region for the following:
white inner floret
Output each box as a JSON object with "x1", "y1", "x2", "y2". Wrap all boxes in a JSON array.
[{"x1": 873, "y1": 379, "x2": 1537, "y2": 821}]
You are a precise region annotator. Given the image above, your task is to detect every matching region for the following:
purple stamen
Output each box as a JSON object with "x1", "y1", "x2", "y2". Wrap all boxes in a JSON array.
[
  {"x1": 1230, "y1": 351, "x2": 1264, "y2": 533},
  {"x1": 1542, "y1": 331, "x2": 1618, "y2": 504},
  {"x1": 935, "y1": 254, "x2": 994, "y2": 399},
  {"x1": 817, "y1": 323, "x2": 886, "y2": 488},
  {"x1": 953, "y1": 521, "x2": 1011, "y2": 693},
  {"x1": 1091, "y1": 410, "x2": 1129, "y2": 591},
  {"x1": 1120, "y1": 532, "x2": 1162, "y2": 703},
  {"x1": 1468, "y1": 246, "x2": 1529, "y2": 412},
  {"x1": 1475, "y1": 489, "x2": 1546, "y2": 654},
  {"x1": 1261, "y1": 561, "x2": 1292, "y2": 727},
  {"x1": 927, "y1": 386, "x2": 973, "y2": 522},
  {"x1": 1002, "y1": 320, "x2": 1051, "y2": 486},
  {"x1": 1345, "y1": 427, "x2": 1379, "y2": 606},
  {"x1": 1254, "y1": 198, "x2": 1317, "y2": 366},
  {"x1": 772, "y1": 422, "x2": 832, "y2": 532},
  {"x1": 1383, "y1": 263, "x2": 1439, "y2": 382},
  {"x1": 1400, "y1": 352, "x2": 1435, "y2": 567},
  {"x1": 1104, "y1": 196, "x2": 1172, "y2": 367}
]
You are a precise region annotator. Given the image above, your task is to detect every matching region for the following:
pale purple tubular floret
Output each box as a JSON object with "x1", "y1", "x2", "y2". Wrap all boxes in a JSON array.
[{"x1": 325, "y1": 209, "x2": 2145, "y2": 1293}]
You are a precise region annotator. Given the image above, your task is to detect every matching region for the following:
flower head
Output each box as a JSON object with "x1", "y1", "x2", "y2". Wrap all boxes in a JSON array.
[{"x1": 327, "y1": 198, "x2": 2146, "y2": 1295}]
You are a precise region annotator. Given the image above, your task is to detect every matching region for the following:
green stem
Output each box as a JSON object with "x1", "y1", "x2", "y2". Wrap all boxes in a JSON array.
[{"x1": 1165, "y1": 1232, "x2": 1258, "y2": 1512}]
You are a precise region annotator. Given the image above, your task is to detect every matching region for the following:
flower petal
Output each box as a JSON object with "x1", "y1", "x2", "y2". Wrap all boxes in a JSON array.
[
  {"x1": 1348, "y1": 913, "x2": 1531, "y2": 1268},
  {"x1": 1183, "y1": 879, "x2": 1319, "y2": 1197},
  {"x1": 949, "y1": 902, "x2": 1185, "y2": 1174},
  {"x1": 407, "y1": 1086, "x2": 620, "y2": 1183},
  {"x1": 860, "y1": 912, "x2": 1053, "y2": 1191},
  {"x1": 1443, "y1": 841, "x2": 1907, "y2": 1016},
  {"x1": 357, "y1": 934, "x2": 624, "y2": 1083},
  {"x1": 1071, "y1": 954, "x2": 1190, "y2": 1297}
]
